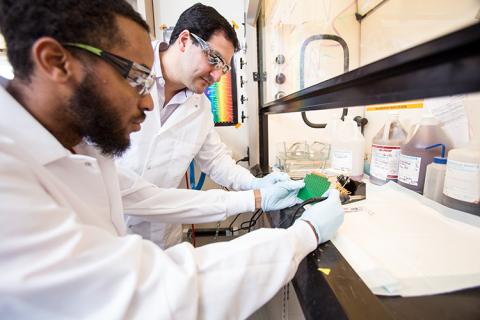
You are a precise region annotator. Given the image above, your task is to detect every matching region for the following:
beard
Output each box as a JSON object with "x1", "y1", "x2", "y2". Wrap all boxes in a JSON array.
[{"x1": 67, "y1": 73, "x2": 133, "y2": 158}]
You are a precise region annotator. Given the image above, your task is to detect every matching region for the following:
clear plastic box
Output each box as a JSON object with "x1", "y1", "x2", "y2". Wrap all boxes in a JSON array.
[{"x1": 276, "y1": 141, "x2": 330, "y2": 179}]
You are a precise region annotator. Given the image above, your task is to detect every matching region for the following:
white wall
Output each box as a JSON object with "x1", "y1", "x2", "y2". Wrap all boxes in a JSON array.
[
  {"x1": 126, "y1": 0, "x2": 138, "y2": 11},
  {"x1": 0, "y1": 54, "x2": 13, "y2": 79},
  {"x1": 0, "y1": 34, "x2": 13, "y2": 79}
]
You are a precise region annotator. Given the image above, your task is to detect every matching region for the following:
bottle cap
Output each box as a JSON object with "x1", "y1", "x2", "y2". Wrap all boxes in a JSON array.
[
  {"x1": 433, "y1": 156, "x2": 447, "y2": 164},
  {"x1": 426, "y1": 144, "x2": 447, "y2": 164}
]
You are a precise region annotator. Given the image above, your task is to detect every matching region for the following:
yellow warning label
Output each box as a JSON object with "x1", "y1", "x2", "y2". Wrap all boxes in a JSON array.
[
  {"x1": 366, "y1": 100, "x2": 423, "y2": 112},
  {"x1": 318, "y1": 268, "x2": 331, "y2": 276}
]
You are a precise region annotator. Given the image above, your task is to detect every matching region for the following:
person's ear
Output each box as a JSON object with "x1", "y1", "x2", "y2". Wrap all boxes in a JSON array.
[
  {"x1": 177, "y1": 29, "x2": 191, "y2": 53},
  {"x1": 30, "y1": 37, "x2": 77, "y2": 83}
]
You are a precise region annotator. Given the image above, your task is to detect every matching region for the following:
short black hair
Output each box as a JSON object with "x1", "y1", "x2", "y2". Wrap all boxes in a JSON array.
[
  {"x1": 0, "y1": 0, "x2": 149, "y2": 80},
  {"x1": 169, "y1": 3, "x2": 240, "y2": 52}
]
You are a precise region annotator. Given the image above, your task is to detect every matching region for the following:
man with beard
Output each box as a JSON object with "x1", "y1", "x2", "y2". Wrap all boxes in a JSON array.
[
  {"x1": 119, "y1": 3, "x2": 294, "y2": 249},
  {"x1": 0, "y1": 0, "x2": 344, "y2": 318}
]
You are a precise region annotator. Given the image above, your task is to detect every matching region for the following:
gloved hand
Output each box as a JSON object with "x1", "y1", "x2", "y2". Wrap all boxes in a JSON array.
[
  {"x1": 260, "y1": 180, "x2": 305, "y2": 211},
  {"x1": 298, "y1": 189, "x2": 344, "y2": 244},
  {"x1": 249, "y1": 171, "x2": 290, "y2": 189}
]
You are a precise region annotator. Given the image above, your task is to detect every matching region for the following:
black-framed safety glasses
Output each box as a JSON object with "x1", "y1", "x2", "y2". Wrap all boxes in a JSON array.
[
  {"x1": 190, "y1": 33, "x2": 231, "y2": 75},
  {"x1": 63, "y1": 43, "x2": 155, "y2": 96}
]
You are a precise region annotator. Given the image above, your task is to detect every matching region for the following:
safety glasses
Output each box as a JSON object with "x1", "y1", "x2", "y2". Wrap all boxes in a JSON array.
[
  {"x1": 190, "y1": 33, "x2": 231, "y2": 75},
  {"x1": 63, "y1": 43, "x2": 155, "y2": 96}
]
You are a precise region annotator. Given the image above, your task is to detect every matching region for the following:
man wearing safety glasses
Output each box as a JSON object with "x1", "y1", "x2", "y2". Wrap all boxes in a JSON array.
[
  {"x1": 63, "y1": 42, "x2": 156, "y2": 97},
  {"x1": 119, "y1": 3, "x2": 297, "y2": 249},
  {"x1": 0, "y1": 0, "x2": 344, "y2": 318}
]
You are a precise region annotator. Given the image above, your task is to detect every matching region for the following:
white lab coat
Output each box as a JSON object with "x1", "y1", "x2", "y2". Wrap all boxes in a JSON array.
[
  {"x1": 118, "y1": 40, "x2": 256, "y2": 248},
  {"x1": 0, "y1": 83, "x2": 316, "y2": 319}
]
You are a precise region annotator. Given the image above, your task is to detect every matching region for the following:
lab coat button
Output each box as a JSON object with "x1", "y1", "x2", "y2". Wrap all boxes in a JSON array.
[
  {"x1": 84, "y1": 162, "x2": 92, "y2": 167},
  {"x1": 147, "y1": 166, "x2": 152, "y2": 170}
]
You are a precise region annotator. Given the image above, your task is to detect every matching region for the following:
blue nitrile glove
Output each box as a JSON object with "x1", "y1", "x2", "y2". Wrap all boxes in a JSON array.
[
  {"x1": 298, "y1": 189, "x2": 344, "y2": 244},
  {"x1": 250, "y1": 171, "x2": 290, "y2": 189},
  {"x1": 260, "y1": 180, "x2": 305, "y2": 211}
]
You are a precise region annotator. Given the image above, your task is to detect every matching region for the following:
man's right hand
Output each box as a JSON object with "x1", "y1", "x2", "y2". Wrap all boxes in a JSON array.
[
  {"x1": 258, "y1": 180, "x2": 305, "y2": 211},
  {"x1": 298, "y1": 189, "x2": 344, "y2": 244}
]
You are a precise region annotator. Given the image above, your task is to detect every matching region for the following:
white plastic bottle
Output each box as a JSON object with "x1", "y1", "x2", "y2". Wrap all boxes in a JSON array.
[
  {"x1": 423, "y1": 144, "x2": 447, "y2": 203},
  {"x1": 442, "y1": 139, "x2": 480, "y2": 215},
  {"x1": 370, "y1": 112, "x2": 407, "y2": 185},
  {"x1": 330, "y1": 116, "x2": 365, "y2": 180},
  {"x1": 442, "y1": 104, "x2": 480, "y2": 216}
]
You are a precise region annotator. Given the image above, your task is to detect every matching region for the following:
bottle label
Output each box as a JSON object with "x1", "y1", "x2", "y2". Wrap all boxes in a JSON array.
[
  {"x1": 332, "y1": 148, "x2": 353, "y2": 172},
  {"x1": 398, "y1": 154, "x2": 422, "y2": 186},
  {"x1": 370, "y1": 144, "x2": 401, "y2": 180},
  {"x1": 443, "y1": 159, "x2": 480, "y2": 203}
]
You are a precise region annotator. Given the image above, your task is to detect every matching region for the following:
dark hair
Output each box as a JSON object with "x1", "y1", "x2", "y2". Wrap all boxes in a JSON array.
[
  {"x1": 169, "y1": 3, "x2": 240, "y2": 52},
  {"x1": 0, "y1": 0, "x2": 149, "y2": 80}
]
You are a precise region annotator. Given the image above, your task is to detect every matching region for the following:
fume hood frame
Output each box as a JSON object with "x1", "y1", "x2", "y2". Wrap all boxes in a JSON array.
[{"x1": 257, "y1": 23, "x2": 480, "y2": 169}]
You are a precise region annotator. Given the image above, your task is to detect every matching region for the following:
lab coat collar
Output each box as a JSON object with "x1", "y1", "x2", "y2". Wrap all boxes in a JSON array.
[
  {"x1": 152, "y1": 40, "x2": 165, "y2": 84},
  {"x1": 168, "y1": 88, "x2": 194, "y2": 106},
  {"x1": 0, "y1": 80, "x2": 71, "y2": 166}
]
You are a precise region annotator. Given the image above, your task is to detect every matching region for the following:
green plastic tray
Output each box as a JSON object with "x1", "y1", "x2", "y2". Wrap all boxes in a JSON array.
[{"x1": 297, "y1": 174, "x2": 331, "y2": 201}]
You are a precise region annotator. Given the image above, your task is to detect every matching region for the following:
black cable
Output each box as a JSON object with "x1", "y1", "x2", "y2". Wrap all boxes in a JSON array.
[
  {"x1": 246, "y1": 211, "x2": 257, "y2": 231},
  {"x1": 248, "y1": 209, "x2": 263, "y2": 232},
  {"x1": 236, "y1": 157, "x2": 249, "y2": 164},
  {"x1": 288, "y1": 197, "x2": 328, "y2": 227},
  {"x1": 240, "y1": 210, "x2": 260, "y2": 231},
  {"x1": 228, "y1": 214, "x2": 241, "y2": 230},
  {"x1": 231, "y1": 209, "x2": 263, "y2": 234},
  {"x1": 253, "y1": 210, "x2": 264, "y2": 224}
]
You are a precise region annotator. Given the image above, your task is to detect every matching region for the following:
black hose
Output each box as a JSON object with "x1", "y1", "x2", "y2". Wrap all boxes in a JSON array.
[{"x1": 299, "y1": 34, "x2": 350, "y2": 128}]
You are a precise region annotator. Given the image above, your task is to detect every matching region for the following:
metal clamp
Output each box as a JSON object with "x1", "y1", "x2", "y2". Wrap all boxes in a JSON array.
[
  {"x1": 253, "y1": 72, "x2": 267, "y2": 82},
  {"x1": 240, "y1": 76, "x2": 248, "y2": 88},
  {"x1": 240, "y1": 57, "x2": 247, "y2": 69},
  {"x1": 240, "y1": 95, "x2": 248, "y2": 104}
]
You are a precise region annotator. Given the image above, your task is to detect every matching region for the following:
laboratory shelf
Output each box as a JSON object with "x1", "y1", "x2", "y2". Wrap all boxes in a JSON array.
[{"x1": 259, "y1": 23, "x2": 480, "y2": 115}]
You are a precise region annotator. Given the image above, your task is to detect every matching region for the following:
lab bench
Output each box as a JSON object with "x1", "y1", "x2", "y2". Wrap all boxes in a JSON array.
[
  {"x1": 265, "y1": 207, "x2": 480, "y2": 320},
  {"x1": 252, "y1": 14, "x2": 480, "y2": 319}
]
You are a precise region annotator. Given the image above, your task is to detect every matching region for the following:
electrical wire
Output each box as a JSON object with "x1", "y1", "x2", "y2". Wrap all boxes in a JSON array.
[
  {"x1": 230, "y1": 209, "x2": 263, "y2": 234},
  {"x1": 235, "y1": 157, "x2": 249, "y2": 164},
  {"x1": 228, "y1": 213, "x2": 241, "y2": 230},
  {"x1": 248, "y1": 209, "x2": 263, "y2": 232},
  {"x1": 240, "y1": 209, "x2": 262, "y2": 232}
]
